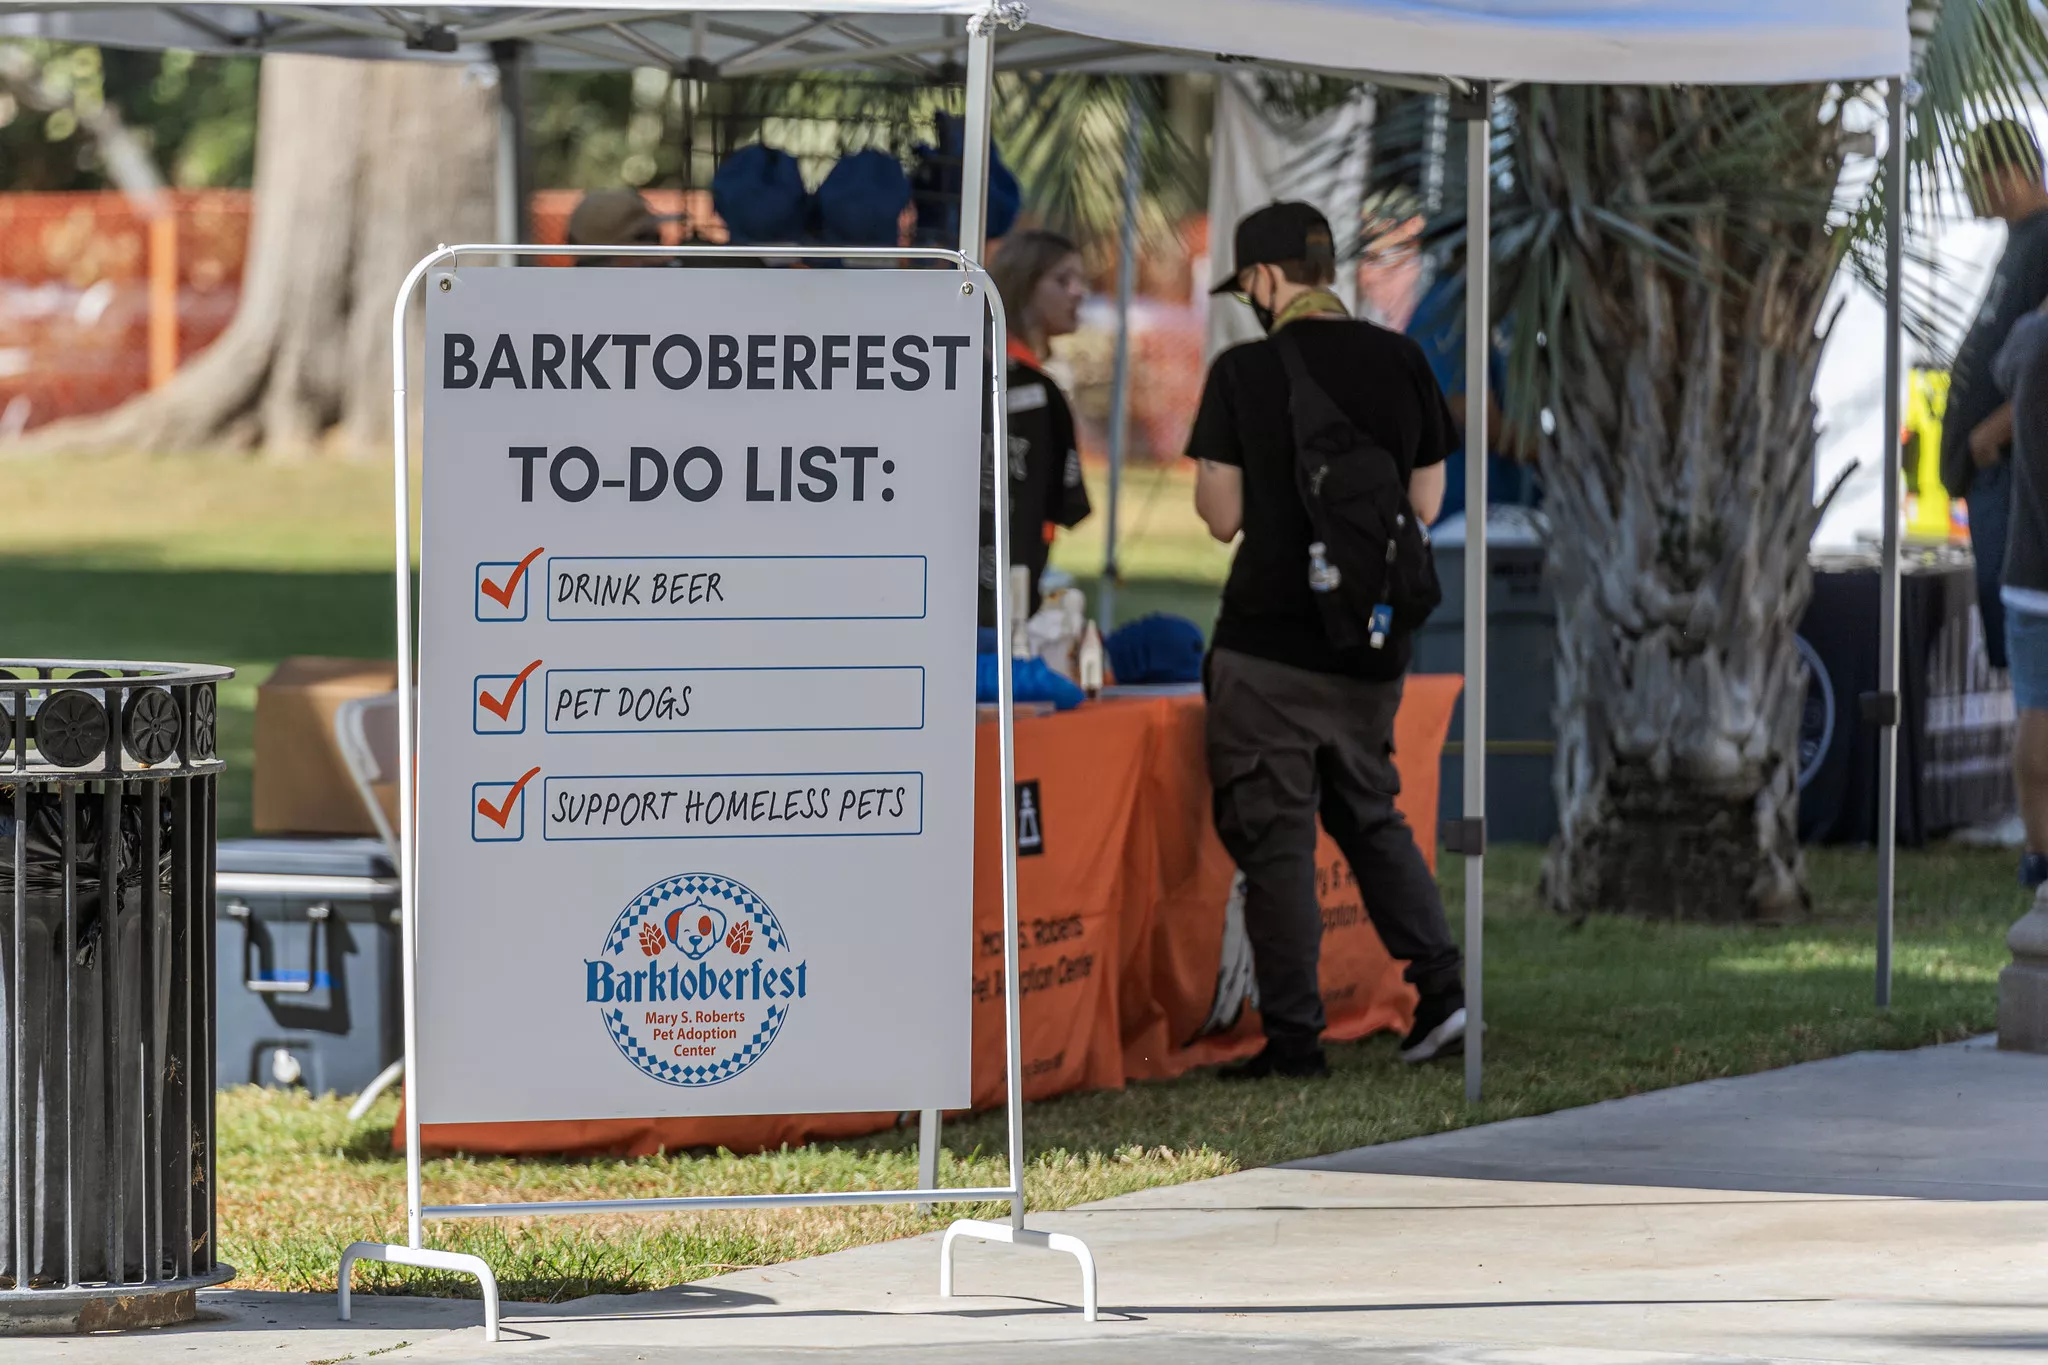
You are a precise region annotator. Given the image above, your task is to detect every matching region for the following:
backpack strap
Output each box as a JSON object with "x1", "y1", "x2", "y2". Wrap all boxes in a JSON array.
[
  {"x1": 1272, "y1": 323, "x2": 1358, "y2": 449},
  {"x1": 1272, "y1": 325, "x2": 1317, "y2": 401},
  {"x1": 1271, "y1": 325, "x2": 1342, "y2": 549}
]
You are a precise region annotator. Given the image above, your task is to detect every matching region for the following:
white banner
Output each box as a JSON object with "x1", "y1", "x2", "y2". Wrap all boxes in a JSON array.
[{"x1": 415, "y1": 265, "x2": 984, "y2": 1123}]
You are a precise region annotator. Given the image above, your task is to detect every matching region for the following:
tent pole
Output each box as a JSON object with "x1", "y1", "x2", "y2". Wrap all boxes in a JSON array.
[
  {"x1": 1876, "y1": 77, "x2": 1906, "y2": 1008},
  {"x1": 1102, "y1": 85, "x2": 1142, "y2": 632},
  {"x1": 491, "y1": 40, "x2": 529, "y2": 262},
  {"x1": 961, "y1": 20, "x2": 1026, "y2": 1233},
  {"x1": 917, "y1": 16, "x2": 999, "y2": 1230},
  {"x1": 1460, "y1": 86, "x2": 1490, "y2": 1105},
  {"x1": 958, "y1": 26, "x2": 996, "y2": 262}
]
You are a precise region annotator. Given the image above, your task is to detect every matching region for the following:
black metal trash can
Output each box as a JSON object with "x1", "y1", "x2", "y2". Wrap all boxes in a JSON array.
[{"x1": 1, "y1": 660, "x2": 235, "y2": 1334}]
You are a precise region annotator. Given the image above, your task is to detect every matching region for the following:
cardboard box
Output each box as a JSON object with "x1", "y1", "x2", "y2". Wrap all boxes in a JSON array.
[{"x1": 254, "y1": 657, "x2": 399, "y2": 836}]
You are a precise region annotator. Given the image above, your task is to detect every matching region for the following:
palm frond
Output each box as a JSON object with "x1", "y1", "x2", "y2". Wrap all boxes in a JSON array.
[
  {"x1": 1367, "y1": 80, "x2": 1846, "y2": 448},
  {"x1": 1840, "y1": 0, "x2": 2048, "y2": 359},
  {"x1": 993, "y1": 73, "x2": 1202, "y2": 249}
]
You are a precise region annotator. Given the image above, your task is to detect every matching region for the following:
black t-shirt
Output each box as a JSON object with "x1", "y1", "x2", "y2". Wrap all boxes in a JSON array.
[
  {"x1": 978, "y1": 357, "x2": 1092, "y2": 626},
  {"x1": 1943, "y1": 208, "x2": 2048, "y2": 499},
  {"x1": 1186, "y1": 317, "x2": 1456, "y2": 680}
]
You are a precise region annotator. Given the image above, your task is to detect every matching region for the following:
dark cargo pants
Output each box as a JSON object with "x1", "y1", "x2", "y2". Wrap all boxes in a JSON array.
[{"x1": 1205, "y1": 646, "x2": 1463, "y2": 1053}]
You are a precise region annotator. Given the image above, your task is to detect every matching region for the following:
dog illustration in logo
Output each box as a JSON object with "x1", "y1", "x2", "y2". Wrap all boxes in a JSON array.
[{"x1": 663, "y1": 897, "x2": 728, "y2": 961}]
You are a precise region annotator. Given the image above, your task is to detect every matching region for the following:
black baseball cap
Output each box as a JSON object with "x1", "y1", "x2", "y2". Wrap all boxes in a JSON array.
[{"x1": 1210, "y1": 201, "x2": 1336, "y2": 294}]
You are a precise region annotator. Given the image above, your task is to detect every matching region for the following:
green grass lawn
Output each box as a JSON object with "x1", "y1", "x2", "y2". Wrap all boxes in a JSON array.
[
  {"x1": 2, "y1": 452, "x2": 2022, "y2": 1301},
  {"x1": 224, "y1": 841, "x2": 2014, "y2": 1299}
]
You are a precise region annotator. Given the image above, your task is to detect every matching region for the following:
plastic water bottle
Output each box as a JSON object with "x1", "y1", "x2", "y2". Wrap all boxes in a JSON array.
[
  {"x1": 1077, "y1": 620, "x2": 1105, "y2": 699},
  {"x1": 1009, "y1": 565, "x2": 1033, "y2": 658},
  {"x1": 1307, "y1": 542, "x2": 1342, "y2": 593}
]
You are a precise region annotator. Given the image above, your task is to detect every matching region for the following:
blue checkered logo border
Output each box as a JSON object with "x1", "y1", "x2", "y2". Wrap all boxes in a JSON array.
[{"x1": 595, "y1": 872, "x2": 797, "y2": 1089}]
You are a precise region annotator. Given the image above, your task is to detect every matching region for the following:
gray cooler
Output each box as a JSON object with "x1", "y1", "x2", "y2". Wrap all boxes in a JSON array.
[
  {"x1": 1413, "y1": 508, "x2": 1560, "y2": 845},
  {"x1": 214, "y1": 838, "x2": 400, "y2": 1096}
]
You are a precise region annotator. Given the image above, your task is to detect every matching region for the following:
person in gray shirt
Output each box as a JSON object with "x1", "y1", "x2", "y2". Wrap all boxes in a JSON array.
[
  {"x1": 1992, "y1": 300, "x2": 2048, "y2": 886},
  {"x1": 1943, "y1": 122, "x2": 2048, "y2": 676}
]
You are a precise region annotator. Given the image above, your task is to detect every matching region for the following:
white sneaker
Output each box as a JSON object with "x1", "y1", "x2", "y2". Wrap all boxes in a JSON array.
[{"x1": 1399, "y1": 1005, "x2": 1467, "y2": 1064}]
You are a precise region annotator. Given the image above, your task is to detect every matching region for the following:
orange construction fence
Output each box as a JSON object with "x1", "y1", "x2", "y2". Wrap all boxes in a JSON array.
[{"x1": 0, "y1": 190, "x2": 248, "y2": 429}]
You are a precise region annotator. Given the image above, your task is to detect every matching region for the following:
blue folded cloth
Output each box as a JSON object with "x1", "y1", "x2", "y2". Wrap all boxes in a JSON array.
[
  {"x1": 816, "y1": 149, "x2": 911, "y2": 247},
  {"x1": 1106, "y1": 614, "x2": 1206, "y2": 685},
  {"x1": 976, "y1": 653, "x2": 1084, "y2": 710},
  {"x1": 712, "y1": 144, "x2": 810, "y2": 244}
]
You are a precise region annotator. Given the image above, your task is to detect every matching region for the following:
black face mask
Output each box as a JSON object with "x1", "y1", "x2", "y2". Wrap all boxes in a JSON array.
[{"x1": 1249, "y1": 296, "x2": 1276, "y2": 334}]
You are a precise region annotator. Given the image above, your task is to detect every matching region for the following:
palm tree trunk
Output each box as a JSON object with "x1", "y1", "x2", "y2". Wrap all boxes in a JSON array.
[{"x1": 1529, "y1": 87, "x2": 1841, "y2": 921}]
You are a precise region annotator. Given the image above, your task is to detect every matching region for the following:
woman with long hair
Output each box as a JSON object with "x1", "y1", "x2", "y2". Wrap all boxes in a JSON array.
[{"x1": 982, "y1": 229, "x2": 1093, "y2": 626}]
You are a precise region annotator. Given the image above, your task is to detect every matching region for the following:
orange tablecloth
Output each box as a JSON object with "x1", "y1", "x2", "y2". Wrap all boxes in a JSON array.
[{"x1": 414, "y1": 678, "x2": 1461, "y2": 1156}]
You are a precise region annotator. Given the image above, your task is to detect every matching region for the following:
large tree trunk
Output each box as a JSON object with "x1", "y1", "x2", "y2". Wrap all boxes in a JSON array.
[
  {"x1": 1528, "y1": 86, "x2": 1842, "y2": 921},
  {"x1": 6, "y1": 54, "x2": 495, "y2": 458}
]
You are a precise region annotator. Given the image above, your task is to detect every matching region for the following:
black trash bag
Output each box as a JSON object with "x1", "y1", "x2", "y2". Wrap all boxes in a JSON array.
[{"x1": 0, "y1": 785, "x2": 177, "y2": 896}]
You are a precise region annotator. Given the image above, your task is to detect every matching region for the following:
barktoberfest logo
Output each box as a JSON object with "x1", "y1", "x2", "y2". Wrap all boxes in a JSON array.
[{"x1": 586, "y1": 873, "x2": 808, "y2": 1086}]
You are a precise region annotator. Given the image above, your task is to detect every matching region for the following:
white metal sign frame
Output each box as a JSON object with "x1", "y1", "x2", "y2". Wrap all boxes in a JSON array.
[{"x1": 334, "y1": 238, "x2": 1094, "y2": 1342}]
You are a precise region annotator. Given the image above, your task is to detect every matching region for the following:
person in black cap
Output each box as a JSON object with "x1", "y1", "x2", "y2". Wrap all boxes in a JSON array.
[{"x1": 1187, "y1": 200, "x2": 1467, "y2": 1078}]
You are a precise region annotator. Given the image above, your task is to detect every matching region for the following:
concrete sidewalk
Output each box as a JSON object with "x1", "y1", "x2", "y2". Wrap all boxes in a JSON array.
[{"x1": 16, "y1": 1040, "x2": 2048, "y2": 1364}]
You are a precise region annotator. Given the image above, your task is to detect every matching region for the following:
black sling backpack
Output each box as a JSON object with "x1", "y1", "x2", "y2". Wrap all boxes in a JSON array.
[{"x1": 1273, "y1": 326, "x2": 1443, "y2": 652}]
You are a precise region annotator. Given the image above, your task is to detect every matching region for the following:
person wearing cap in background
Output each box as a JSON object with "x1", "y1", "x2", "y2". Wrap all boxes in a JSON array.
[
  {"x1": 565, "y1": 187, "x2": 665, "y2": 263},
  {"x1": 983, "y1": 230, "x2": 1092, "y2": 627},
  {"x1": 1187, "y1": 200, "x2": 1467, "y2": 1080}
]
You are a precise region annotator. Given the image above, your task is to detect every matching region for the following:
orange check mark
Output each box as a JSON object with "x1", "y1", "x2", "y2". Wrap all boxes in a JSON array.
[
  {"x1": 478, "y1": 660, "x2": 543, "y2": 721},
  {"x1": 480, "y1": 547, "x2": 545, "y2": 608},
  {"x1": 477, "y1": 766, "x2": 542, "y2": 829}
]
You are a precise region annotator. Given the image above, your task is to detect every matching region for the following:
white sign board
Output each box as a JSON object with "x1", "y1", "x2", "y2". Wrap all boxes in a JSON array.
[{"x1": 415, "y1": 266, "x2": 984, "y2": 1123}]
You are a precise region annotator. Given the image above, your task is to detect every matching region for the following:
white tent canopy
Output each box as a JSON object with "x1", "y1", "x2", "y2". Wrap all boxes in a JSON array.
[
  {"x1": 6, "y1": 1, "x2": 1906, "y2": 84},
  {"x1": 1031, "y1": 0, "x2": 1907, "y2": 84},
  {"x1": 1, "y1": 0, "x2": 1915, "y2": 1110}
]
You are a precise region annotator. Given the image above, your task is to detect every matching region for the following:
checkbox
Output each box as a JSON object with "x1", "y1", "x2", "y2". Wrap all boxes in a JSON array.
[
  {"x1": 473, "y1": 671, "x2": 531, "y2": 735},
  {"x1": 476, "y1": 547, "x2": 543, "y2": 622},
  {"x1": 476, "y1": 562, "x2": 528, "y2": 621},
  {"x1": 472, "y1": 768, "x2": 539, "y2": 843}
]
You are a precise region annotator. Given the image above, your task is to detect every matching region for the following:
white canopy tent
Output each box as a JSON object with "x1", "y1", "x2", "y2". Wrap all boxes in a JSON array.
[
  {"x1": 1, "y1": 2, "x2": 1908, "y2": 83},
  {"x1": 3, "y1": 0, "x2": 1912, "y2": 1104}
]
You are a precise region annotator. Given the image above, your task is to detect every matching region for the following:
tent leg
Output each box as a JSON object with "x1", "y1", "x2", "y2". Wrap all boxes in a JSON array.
[
  {"x1": 1102, "y1": 86, "x2": 1142, "y2": 632},
  {"x1": 957, "y1": 26, "x2": 996, "y2": 262},
  {"x1": 957, "y1": 19, "x2": 1032, "y2": 1238},
  {"x1": 491, "y1": 40, "x2": 529, "y2": 261},
  {"x1": 1876, "y1": 77, "x2": 1906, "y2": 1008},
  {"x1": 1460, "y1": 89, "x2": 1491, "y2": 1106}
]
